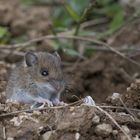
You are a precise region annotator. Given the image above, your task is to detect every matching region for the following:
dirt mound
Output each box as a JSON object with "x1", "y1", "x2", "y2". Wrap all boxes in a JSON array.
[{"x1": 0, "y1": 102, "x2": 140, "y2": 140}]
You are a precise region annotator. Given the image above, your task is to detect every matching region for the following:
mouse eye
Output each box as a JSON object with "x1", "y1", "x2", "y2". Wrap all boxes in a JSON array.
[{"x1": 41, "y1": 69, "x2": 49, "y2": 76}]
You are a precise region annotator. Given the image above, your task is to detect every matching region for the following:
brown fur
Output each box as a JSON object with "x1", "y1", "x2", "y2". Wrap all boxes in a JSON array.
[{"x1": 6, "y1": 52, "x2": 65, "y2": 107}]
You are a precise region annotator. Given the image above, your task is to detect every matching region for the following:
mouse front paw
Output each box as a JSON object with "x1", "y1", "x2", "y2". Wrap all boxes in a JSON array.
[
  {"x1": 57, "y1": 101, "x2": 67, "y2": 106},
  {"x1": 33, "y1": 97, "x2": 53, "y2": 107},
  {"x1": 52, "y1": 98, "x2": 67, "y2": 106},
  {"x1": 45, "y1": 99, "x2": 53, "y2": 107}
]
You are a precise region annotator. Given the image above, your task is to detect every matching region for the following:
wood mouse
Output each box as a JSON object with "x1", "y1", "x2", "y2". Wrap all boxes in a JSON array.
[{"x1": 6, "y1": 52, "x2": 65, "y2": 108}]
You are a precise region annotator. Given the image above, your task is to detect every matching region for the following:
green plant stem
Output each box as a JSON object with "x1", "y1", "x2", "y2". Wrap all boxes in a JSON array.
[
  {"x1": 74, "y1": 1, "x2": 93, "y2": 36},
  {"x1": 73, "y1": 1, "x2": 93, "y2": 49}
]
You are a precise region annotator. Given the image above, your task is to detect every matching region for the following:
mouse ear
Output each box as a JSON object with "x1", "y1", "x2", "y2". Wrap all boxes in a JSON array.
[
  {"x1": 25, "y1": 52, "x2": 38, "y2": 66},
  {"x1": 53, "y1": 51, "x2": 61, "y2": 61}
]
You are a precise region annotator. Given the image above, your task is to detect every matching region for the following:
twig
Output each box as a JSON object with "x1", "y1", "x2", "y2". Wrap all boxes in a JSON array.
[
  {"x1": 95, "y1": 106, "x2": 132, "y2": 140},
  {"x1": 88, "y1": 46, "x2": 140, "y2": 52},
  {"x1": 81, "y1": 18, "x2": 108, "y2": 29},
  {"x1": 99, "y1": 105, "x2": 140, "y2": 112},
  {"x1": 0, "y1": 35, "x2": 140, "y2": 67},
  {"x1": 72, "y1": 1, "x2": 93, "y2": 50},
  {"x1": 74, "y1": 1, "x2": 92, "y2": 36},
  {"x1": 1, "y1": 45, "x2": 140, "y2": 57},
  {"x1": 3, "y1": 127, "x2": 6, "y2": 140},
  {"x1": 119, "y1": 98, "x2": 138, "y2": 121},
  {"x1": 1, "y1": 46, "x2": 140, "y2": 54},
  {"x1": 0, "y1": 99, "x2": 84, "y2": 118}
]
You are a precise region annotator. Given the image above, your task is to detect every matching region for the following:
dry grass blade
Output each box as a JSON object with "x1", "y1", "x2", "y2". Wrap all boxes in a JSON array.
[
  {"x1": 119, "y1": 98, "x2": 138, "y2": 121},
  {"x1": 0, "y1": 35, "x2": 140, "y2": 67},
  {"x1": 3, "y1": 127, "x2": 6, "y2": 140},
  {"x1": 0, "y1": 99, "x2": 83, "y2": 118},
  {"x1": 100, "y1": 105, "x2": 140, "y2": 113}
]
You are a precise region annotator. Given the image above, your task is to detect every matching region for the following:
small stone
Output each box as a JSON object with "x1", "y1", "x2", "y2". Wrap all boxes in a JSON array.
[
  {"x1": 75, "y1": 132, "x2": 80, "y2": 140},
  {"x1": 7, "y1": 137, "x2": 14, "y2": 140},
  {"x1": 33, "y1": 111, "x2": 41, "y2": 115},
  {"x1": 111, "y1": 93, "x2": 121, "y2": 100},
  {"x1": 92, "y1": 115, "x2": 100, "y2": 124},
  {"x1": 42, "y1": 131, "x2": 54, "y2": 140},
  {"x1": 130, "y1": 83, "x2": 137, "y2": 89},
  {"x1": 121, "y1": 125, "x2": 130, "y2": 134},
  {"x1": 70, "y1": 107, "x2": 75, "y2": 112},
  {"x1": 72, "y1": 112, "x2": 76, "y2": 116},
  {"x1": 118, "y1": 133, "x2": 131, "y2": 140},
  {"x1": 38, "y1": 126, "x2": 44, "y2": 131},
  {"x1": 112, "y1": 130, "x2": 118, "y2": 136},
  {"x1": 106, "y1": 93, "x2": 121, "y2": 104},
  {"x1": 126, "y1": 87, "x2": 131, "y2": 92},
  {"x1": 95, "y1": 123, "x2": 112, "y2": 137}
]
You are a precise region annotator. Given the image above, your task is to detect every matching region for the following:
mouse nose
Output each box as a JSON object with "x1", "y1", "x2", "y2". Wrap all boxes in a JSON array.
[{"x1": 50, "y1": 80, "x2": 65, "y2": 91}]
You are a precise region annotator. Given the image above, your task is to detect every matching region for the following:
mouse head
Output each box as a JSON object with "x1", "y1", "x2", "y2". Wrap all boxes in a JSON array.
[{"x1": 24, "y1": 52, "x2": 63, "y2": 85}]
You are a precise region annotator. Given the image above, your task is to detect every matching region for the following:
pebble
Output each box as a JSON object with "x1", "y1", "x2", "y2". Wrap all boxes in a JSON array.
[
  {"x1": 95, "y1": 123, "x2": 112, "y2": 137},
  {"x1": 118, "y1": 133, "x2": 132, "y2": 140},
  {"x1": 112, "y1": 130, "x2": 118, "y2": 136},
  {"x1": 70, "y1": 107, "x2": 75, "y2": 112},
  {"x1": 75, "y1": 132, "x2": 80, "y2": 140},
  {"x1": 106, "y1": 93, "x2": 121, "y2": 105},
  {"x1": 42, "y1": 131, "x2": 54, "y2": 140},
  {"x1": 7, "y1": 138, "x2": 14, "y2": 140},
  {"x1": 92, "y1": 115, "x2": 100, "y2": 124},
  {"x1": 111, "y1": 93, "x2": 121, "y2": 100}
]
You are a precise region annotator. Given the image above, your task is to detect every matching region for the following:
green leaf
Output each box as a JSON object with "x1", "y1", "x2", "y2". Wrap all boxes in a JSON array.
[
  {"x1": 53, "y1": 7, "x2": 73, "y2": 28},
  {"x1": 0, "y1": 27, "x2": 8, "y2": 38},
  {"x1": 110, "y1": 10, "x2": 124, "y2": 32},
  {"x1": 64, "y1": 0, "x2": 80, "y2": 22},
  {"x1": 69, "y1": 0, "x2": 90, "y2": 15},
  {"x1": 0, "y1": 26, "x2": 10, "y2": 44}
]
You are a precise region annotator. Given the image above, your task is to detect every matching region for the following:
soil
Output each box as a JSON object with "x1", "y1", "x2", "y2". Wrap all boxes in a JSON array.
[{"x1": 0, "y1": 1, "x2": 140, "y2": 140}]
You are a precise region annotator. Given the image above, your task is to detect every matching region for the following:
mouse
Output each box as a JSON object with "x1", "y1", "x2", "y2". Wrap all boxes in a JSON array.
[{"x1": 6, "y1": 51, "x2": 65, "y2": 108}]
